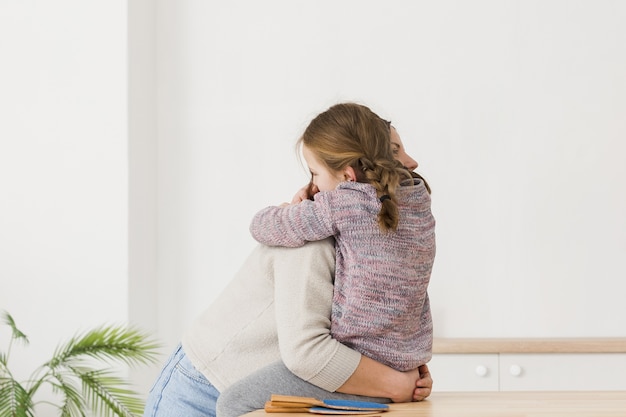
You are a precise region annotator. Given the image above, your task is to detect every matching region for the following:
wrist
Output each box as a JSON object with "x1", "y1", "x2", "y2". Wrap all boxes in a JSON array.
[{"x1": 378, "y1": 370, "x2": 413, "y2": 402}]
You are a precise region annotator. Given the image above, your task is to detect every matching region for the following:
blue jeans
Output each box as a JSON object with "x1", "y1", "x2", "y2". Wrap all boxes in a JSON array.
[{"x1": 144, "y1": 345, "x2": 220, "y2": 417}]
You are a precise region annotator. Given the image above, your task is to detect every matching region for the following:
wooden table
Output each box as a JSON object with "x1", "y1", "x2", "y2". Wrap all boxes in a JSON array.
[{"x1": 243, "y1": 391, "x2": 626, "y2": 417}]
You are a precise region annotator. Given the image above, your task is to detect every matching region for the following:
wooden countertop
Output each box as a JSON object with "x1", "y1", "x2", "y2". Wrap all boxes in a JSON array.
[
  {"x1": 432, "y1": 337, "x2": 626, "y2": 353},
  {"x1": 243, "y1": 391, "x2": 626, "y2": 417}
]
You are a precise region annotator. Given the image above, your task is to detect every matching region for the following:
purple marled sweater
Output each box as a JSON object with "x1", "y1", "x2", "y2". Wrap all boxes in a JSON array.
[{"x1": 250, "y1": 178, "x2": 436, "y2": 371}]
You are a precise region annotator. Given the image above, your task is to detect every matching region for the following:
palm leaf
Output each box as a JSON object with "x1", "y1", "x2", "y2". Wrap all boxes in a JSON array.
[
  {"x1": 0, "y1": 378, "x2": 35, "y2": 417},
  {"x1": 75, "y1": 367, "x2": 144, "y2": 417},
  {"x1": 0, "y1": 352, "x2": 9, "y2": 376},
  {"x1": 47, "y1": 325, "x2": 159, "y2": 370},
  {"x1": 1, "y1": 311, "x2": 29, "y2": 345},
  {"x1": 1, "y1": 316, "x2": 159, "y2": 417},
  {"x1": 48, "y1": 369, "x2": 87, "y2": 417}
]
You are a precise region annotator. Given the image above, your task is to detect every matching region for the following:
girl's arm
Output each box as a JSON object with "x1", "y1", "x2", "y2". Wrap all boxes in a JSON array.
[{"x1": 250, "y1": 196, "x2": 334, "y2": 248}]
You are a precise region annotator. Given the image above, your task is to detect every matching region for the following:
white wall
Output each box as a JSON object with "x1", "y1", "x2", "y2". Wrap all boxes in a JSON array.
[
  {"x1": 129, "y1": 0, "x2": 159, "y2": 393},
  {"x1": 2, "y1": 0, "x2": 625, "y2": 405},
  {"x1": 0, "y1": 1, "x2": 128, "y2": 413},
  {"x1": 154, "y1": 0, "x2": 626, "y2": 353}
]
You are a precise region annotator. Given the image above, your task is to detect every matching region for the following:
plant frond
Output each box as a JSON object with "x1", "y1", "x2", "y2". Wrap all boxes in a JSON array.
[
  {"x1": 1, "y1": 316, "x2": 157, "y2": 417},
  {"x1": 75, "y1": 368, "x2": 145, "y2": 417},
  {"x1": 0, "y1": 352, "x2": 10, "y2": 376},
  {"x1": 1, "y1": 311, "x2": 29, "y2": 345},
  {"x1": 0, "y1": 378, "x2": 35, "y2": 417},
  {"x1": 48, "y1": 368, "x2": 87, "y2": 417},
  {"x1": 47, "y1": 325, "x2": 160, "y2": 370}
]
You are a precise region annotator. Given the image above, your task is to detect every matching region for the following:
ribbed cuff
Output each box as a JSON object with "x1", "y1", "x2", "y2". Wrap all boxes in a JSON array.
[{"x1": 307, "y1": 345, "x2": 362, "y2": 392}]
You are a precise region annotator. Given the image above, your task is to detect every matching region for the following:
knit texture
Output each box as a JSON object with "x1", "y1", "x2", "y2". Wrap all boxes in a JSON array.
[
  {"x1": 250, "y1": 179, "x2": 436, "y2": 371},
  {"x1": 182, "y1": 239, "x2": 361, "y2": 392}
]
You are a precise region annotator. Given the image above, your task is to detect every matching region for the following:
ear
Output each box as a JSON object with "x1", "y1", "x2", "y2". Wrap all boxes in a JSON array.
[{"x1": 343, "y1": 166, "x2": 357, "y2": 182}]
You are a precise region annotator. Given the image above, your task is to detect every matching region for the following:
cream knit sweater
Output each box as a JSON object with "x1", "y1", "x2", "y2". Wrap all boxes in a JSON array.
[{"x1": 182, "y1": 238, "x2": 361, "y2": 392}]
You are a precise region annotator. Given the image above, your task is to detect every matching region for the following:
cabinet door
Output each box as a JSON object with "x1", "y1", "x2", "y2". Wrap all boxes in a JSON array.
[
  {"x1": 499, "y1": 353, "x2": 626, "y2": 391},
  {"x1": 429, "y1": 354, "x2": 499, "y2": 391}
]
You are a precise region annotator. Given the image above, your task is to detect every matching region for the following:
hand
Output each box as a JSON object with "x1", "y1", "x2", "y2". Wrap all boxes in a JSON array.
[
  {"x1": 413, "y1": 364, "x2": 433, "y2": 401},
  {"x1": 291, "y1": 182, "x2": 319, "y2": 204},
  {"x1": 390, "y1": 368, "x2": 422, "y2": 403},
  {"x1": 336, "y1": 356, "x2": 431, "y2": 404}
]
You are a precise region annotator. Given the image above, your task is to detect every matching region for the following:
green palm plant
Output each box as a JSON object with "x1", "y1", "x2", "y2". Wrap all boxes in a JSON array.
[{"x1": 0, "y1": 311, "x2": 160, "y2": 417}]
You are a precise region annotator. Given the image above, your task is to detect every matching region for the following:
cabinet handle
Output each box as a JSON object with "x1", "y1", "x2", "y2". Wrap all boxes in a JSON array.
[
  {"x1": 475, "y1": 365, "x2": 488, "y2": 377},
  {"x1": 509, "y1": 364, "x2": 523, "y2": 377}
]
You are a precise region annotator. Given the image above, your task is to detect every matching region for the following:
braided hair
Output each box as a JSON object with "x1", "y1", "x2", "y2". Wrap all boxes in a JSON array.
[{"x1": 299, "y1": 103, "x2": 413, "y2": 231}]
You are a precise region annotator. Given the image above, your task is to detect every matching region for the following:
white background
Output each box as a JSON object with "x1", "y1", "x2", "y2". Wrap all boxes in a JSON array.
[
  {"x1": 0, "y1": 1, "x2": 130, "y2": 411},
  {"x1": 1, "y1": 0, "x2": 625, "y2": 407}
]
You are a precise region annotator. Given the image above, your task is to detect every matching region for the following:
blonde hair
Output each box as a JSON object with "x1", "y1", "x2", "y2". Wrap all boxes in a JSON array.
[{"x1": 299, "y1": 103, "x2": 412, "y2": 231}]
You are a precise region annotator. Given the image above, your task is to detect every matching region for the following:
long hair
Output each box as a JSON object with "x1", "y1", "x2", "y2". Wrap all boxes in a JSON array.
[{"x1": 299, "y1": 103, "x2": 412, "y2": 231}]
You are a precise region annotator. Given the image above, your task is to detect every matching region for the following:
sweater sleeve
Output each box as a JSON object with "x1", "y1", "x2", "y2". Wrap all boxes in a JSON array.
[
  {"x1": 273, "y1": 238, "x2": 362, "y2": 391},
  {"x1": 250, "y1": 197, "x2": 335, "y2": 247}
]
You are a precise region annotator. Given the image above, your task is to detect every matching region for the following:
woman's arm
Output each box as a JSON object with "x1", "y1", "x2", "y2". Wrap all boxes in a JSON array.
[
  {"x1": 215, "y1": 240, "x2": 432, "y2": 417},
  {"x1": 273, "y1": 238, "x2": 431, "y2": 401},
  {"x1": 273, "y1": 238, "x2": 361, "y2": 387}
]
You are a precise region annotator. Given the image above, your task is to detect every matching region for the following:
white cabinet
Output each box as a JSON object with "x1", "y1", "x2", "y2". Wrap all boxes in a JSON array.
[
  {"x1": 428, "y1": 353, "x2": 499, "y2": 391},
  {"x1": 499, "y1": 353, "x2": 626, "y2": 391},
  {"x1": 429, "y1": 339, "x2": 626, "y2": 392}
]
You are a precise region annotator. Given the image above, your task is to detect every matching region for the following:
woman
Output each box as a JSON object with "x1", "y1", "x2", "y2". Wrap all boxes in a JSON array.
[
  {"x1": 143, "y1": 111, "x2": 433, "y2": 417},
  {"x1": 217, "y1": 103, "x2": 435, "y2": 416}
]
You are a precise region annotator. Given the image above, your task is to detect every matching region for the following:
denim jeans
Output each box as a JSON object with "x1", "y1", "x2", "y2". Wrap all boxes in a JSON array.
[{"x1": 144, "y1": 344, "x2": 220, "y2": 417}]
